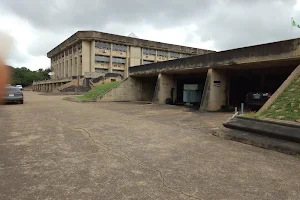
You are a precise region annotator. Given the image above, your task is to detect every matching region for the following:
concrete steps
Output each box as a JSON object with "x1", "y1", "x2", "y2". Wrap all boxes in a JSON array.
[
  {"x1": 213, "y1": 129, "x2": 300, "y2": 155},
  {"x1": 55, "y1": 81, "x2": 74, "y2": 92},
  {"x1": 222, "y1": 116, "x2": 300, "y2": 155}
]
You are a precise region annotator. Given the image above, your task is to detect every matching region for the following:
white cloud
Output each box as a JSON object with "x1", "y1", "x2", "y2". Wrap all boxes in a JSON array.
[
  {"x1": 1, "y1": 0, "x2": 300, "y2": 70},
  {"x1": 0, "y1": 7, "x2": 50, "y2": 70}
]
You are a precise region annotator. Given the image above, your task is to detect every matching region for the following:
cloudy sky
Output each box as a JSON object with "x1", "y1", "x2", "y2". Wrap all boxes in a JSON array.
[{"x1": 1, "y1": 0, "x2": 300, "y2": 70}]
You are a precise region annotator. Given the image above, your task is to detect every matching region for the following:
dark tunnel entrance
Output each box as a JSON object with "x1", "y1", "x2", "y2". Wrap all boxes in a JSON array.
[
  {"x1": 173, "y1": 71, "x2": 208, "y2": 107},
  {"x1": 228, "y1": 65, "x2": 297, "y2": 110},
  {"x1": 140, "y1": 76, "x2": 158, "y2": 102}
]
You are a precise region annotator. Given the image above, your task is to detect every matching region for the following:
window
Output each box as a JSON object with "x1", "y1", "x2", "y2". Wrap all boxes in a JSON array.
[
  {"x1": 70, "y1": 59, "x2": 72, "y2": 65},
  {"x1": 95, "y1": 55, "x2": 110, "y2": 63},
  {"x1": 69, "y1": 48, "x2": 72, "y2": 54},
  {"x1": 170, "y1": 52, "x2": 180, "y2": 58},
  {"x1": 65, "y1": 50, "x2": 68, "y2": 56},
  {"x1": 78, "y1": 43, "x2": 82, "y2": 50},
  {"x1": 112, "y1": 57, "x2": 125, "y2": 64},
  {"x1": 95, "y1": 68, "x2": 108, "y2": 73},
  {"x1": 112, "y1": 70, "x2": 124, "y2": 76},
  {"x1": 157, "y1": 50, "x2": 168, "y2": 57},
  {"x1": 80, "y1": 56, "x2": 82, "y2": 63},
  {"x1": 143, "y1": 60, "x2": 154, "y2": 65},
  {"x1": 73, "y1": 46, "x2": 77, "y2": 52},
  {"x1": 112, "y1": 44, "x2": 127, "y2": 52},
  {"x1": 143, "y1": 48, "x2": 156, "y2": 55},
  {"x1": 180, "y1": 53, "x2": 191, "y2": 58},
  {"x1": 95, "y1": 41, "x2": 111, "y2": 50}
]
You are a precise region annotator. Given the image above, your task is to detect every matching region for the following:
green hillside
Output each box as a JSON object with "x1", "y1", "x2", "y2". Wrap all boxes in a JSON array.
[
  {"x1": 256, "y1": 76, "x2": 300, "y2": 121},
  {"x1": 77, "y1": 81, "x2": 120, "y2": 101}
]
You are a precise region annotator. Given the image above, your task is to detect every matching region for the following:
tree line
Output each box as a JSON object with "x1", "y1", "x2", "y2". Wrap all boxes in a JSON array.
[{"x1": 10, "y1": 67, "x2": 51, "y2": 87}]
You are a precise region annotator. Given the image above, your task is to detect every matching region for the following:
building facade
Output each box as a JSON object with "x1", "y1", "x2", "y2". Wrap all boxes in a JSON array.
[{"x1": 48, "y1": 31, "x2": 214, "y2": 79}]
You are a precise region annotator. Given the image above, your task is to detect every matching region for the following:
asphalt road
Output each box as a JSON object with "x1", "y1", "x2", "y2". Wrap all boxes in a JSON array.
[{"x1": 1, "y1": 92, "x2": 300, "y2": 200}]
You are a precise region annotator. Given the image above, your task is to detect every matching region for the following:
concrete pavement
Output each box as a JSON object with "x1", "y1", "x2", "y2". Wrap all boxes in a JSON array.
[{"x1": 1, "y1": 92, "x2": 300, "y2": 200}]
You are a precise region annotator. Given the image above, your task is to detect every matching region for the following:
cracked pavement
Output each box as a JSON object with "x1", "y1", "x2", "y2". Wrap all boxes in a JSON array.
[{"x1": 1, "y1": 92, "x2": 300, "y2": 200}]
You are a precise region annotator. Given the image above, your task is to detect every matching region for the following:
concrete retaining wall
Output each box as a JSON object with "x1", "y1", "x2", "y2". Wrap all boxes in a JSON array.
[{"x1": 99, "y1": 77, "x2": 142, "y2": 101}]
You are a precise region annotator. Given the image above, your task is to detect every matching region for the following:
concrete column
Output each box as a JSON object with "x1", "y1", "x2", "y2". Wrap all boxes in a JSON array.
[
  {"x1": 82, "y1": 41, "x2": 90, "y2": 75},
  {"x1": 156, "y1": 73, "x2": 174, "y2": 104},
  {"x1": 61, "y1": 62, "x2": 63, "y2": 78},
  {"x1": 109, "y1": 43, "x2": 113, "y2": 73},
  {"x1": 90, "y1": 41, "x2": 95, "y2": 72},
  {"x1": 200, "y1": 69, "x2": 228, "y2": 111},
  {"x1": 155, "y1": 50, "x2": 158, "y2": 62},
  {"x1": 77, "y1": 56, "x2": 81, "y2": 76},
  {"x1": 124, "y1": 46, "x2": 129, "y2": 78},
  {"x1": 56, "y1": 63, "x2": 58, "y2": 78},
  {"x1": 68, "y1": 55, "x2": 72, "y2": 77},
  {"x1": 65, "y1": 58, "x2": 68, "y2": 77},
  {"x1": 58, "y1": 63, "x2": 61, "y2": 78},
  {"x1": 72, "y1": 56, "x2": 77, "y2": 76}
]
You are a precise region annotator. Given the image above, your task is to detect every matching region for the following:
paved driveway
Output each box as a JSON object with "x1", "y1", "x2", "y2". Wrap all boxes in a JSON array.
[{"x1": 1, "y1": 92, "x2": 300, "y2": 200}]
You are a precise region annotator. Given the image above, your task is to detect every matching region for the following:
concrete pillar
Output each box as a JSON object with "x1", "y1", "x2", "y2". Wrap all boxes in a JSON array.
[
  {"x1": 124, "y1": 46, "x2": 129, "y2": 78},
  {"x1": 109, "y1": 43, "x2": 113, "y2": 73},
  {"x1": 82, "y1": 41, "x2": 90, "y2": 75},
  {"x1": 200, "y1": 69, "x2": 228, "y2": 111},
  {"x1": 61, "y1": 62, "x2": 63, "y2": 78},
  {"x1": 68, "y1": 56, "x2": 72, "y2": 77},
  {"x1": 72, "y1": 57, "x2": 77, "y2": 76},
  {"x1": 90, "y1": 41, "x2": 95, "y2": 72},
  {"x1": 156, "y1": 73, "x2": 175, "y2": 104},
  {"x1": 65, "y1": 52, "x2": 68, "y2": 77},
  {"x1": 65, "y1": 61, "x2": 68, "y2": 77},
  {"x1": 77, "y1": 56, "x2": 81, "y2": 76},
  {"x1": 56, "y1": 64, "x2": 59, "y2": 78}
]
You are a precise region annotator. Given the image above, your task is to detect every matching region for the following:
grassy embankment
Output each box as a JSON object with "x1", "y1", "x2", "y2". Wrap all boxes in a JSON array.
[
  {"x1": 77, "y1": 81, "x2": 120, "y2": 101},
  {"x1": 246, "y1": 76, "x2": 300, "y2": 122}
]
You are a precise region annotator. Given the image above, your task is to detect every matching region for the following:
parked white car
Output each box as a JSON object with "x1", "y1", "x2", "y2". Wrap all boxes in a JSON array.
[{"x1": 15, "y1": 85, "x2": 23, "y2": 90}]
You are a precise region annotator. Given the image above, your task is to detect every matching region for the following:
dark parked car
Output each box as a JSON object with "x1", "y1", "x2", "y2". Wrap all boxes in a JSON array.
[
  {"x1": 245, "y1": 92, "x2": 272, "y2": 107},
  {"x1": 2, "y1": 86, "x2": 24, "y2": 104}
]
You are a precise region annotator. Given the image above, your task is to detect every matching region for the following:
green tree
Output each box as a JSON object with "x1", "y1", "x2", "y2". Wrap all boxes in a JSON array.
[{"x1": 10, "y1": 67, "x2": 51, "y2": 87}]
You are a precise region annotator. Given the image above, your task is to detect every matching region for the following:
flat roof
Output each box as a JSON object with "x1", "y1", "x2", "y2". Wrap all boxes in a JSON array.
[
  {"x1": 47, "y1": 31, "x2": 215, "y2": 58},
  {"x1": 129, "y1": 37, "x2": 300, "y2": 75}
]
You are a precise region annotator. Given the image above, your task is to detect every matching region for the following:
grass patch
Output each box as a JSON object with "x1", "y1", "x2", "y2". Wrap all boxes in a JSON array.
[
  {"x1": 77, "y1": 81, "x2": 120, "y2": 101},
  {"x1": 244, "y1": 111, "x2": 259, "y2": 119},
  {"x1": 253, "y1": 76, "x2": 300, "y2": 122}
]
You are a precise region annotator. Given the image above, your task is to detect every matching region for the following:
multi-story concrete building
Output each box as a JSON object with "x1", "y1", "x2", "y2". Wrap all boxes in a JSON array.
[{"x1": 47, "y1": 31, "x2": 214, "y2": 79}]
